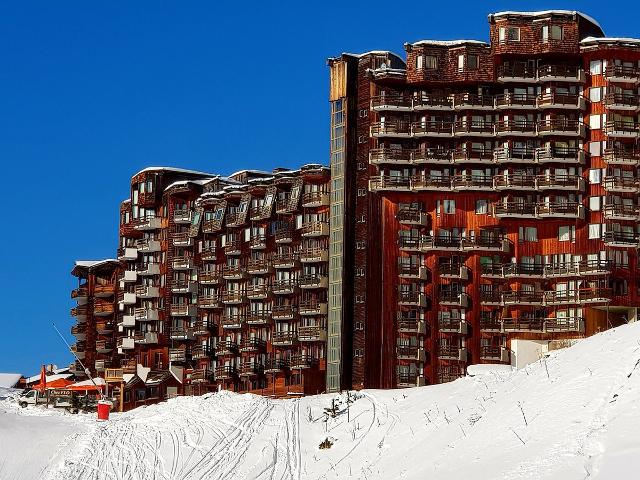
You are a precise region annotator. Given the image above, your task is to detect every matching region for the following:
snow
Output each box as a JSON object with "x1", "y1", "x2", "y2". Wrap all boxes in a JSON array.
[
  {"x1": 466, "y1": 364, "x2": 514, "y2": 376},
  {"x1": 490, "y1": 10, "x2": 602, "y2": 30},
  {"x1": 0, "y1": 373, "x2": 21, "y2": 388},
  {"x1": 134, "y1": 166, "x2": 216, "y2": 177},
  {"x1": 2, "y1": 322, "x2": 640, "y2": 479},
  {"x1": 73, "y1": 259, "x2": 119, "y2": 269},
  {"x1": 408, "y1": 39, "x2": 488, "y2": 47},
  {"x1": 24, "y1": 373, "x2": 73, "y2": 385},
  {"x1": 581, "y1": 36, "x2": 640, "y2": 46}
]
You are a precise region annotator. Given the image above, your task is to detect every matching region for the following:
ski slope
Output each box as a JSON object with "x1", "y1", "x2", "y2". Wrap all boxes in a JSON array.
[{"x1": 2, "y1": 322, "x2": 640, "y2": 480}]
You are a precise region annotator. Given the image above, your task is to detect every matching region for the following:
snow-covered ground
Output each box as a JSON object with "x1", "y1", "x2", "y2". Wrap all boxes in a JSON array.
[{"x1": 2, "y1": 322, "x2": 640, "y2": 480}]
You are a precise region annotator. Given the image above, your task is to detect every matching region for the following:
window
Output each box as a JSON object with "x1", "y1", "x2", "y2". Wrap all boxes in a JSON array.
[
  {"x1": 358, "y1": 135, "x2": 368, "y2": 144},
  {"x1": 443, "y1": 199, "x2": 456, "y2": 214},
  {"x1": 589, "y1": 115, "x2": 601, "y2": 130},
  {"x1": 359, "y1": 108, "x2": 368, "y2": 118},
  {"x1": 590, "y1": 60, "x2": 602, "y2": 75},
  {"x1": 416, "y1": 55, "x2": 423, "y2": 70},
  {"x1": 558, "y1": 225, "x2": 575, "y2": 242},
  {"x1": 589, "y1": 196, "x2": 602, "y2": 211},
  {"x1": 425, "y1": 55, "x2": 438, "y2": 70},
  {"x1": 501, "y1": 27, "x2": 520, "y2": 42},
  {"x1": 518, "y1": 226, "x2": 538, "y2": 242},
  {"x1": 589, "y1": 87, "x2": 602, "y2": 103},
  {"x1": 589, "y1": 169, "x2": 602, "y2": 184},
  {"x1": 357, "y1": 188, "x2": 367, "y2": 197},
  {"x1": 467, "y1": 54, "x2": 479, "y2": 70},
  {"x1": 589, "y1": 141, "x2": 602, "y2": 157},
  {"x1": 589, "y1": 224, "x2": 602, "y2": 239},
  {"x1": 475, "y1": 199, "x2": 488, "y2": 214},
  {"x1": 543, "y1": 25, "x2": 563, "y2": 41},
  {"x1": 458, "y1": 54, "x2": 464, "y2": 72}
]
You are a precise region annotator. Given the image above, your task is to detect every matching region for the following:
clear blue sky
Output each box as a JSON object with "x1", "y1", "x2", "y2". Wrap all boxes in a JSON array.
[{"x1": 0, "y1": 0, "x2": 637, "y2": 375}]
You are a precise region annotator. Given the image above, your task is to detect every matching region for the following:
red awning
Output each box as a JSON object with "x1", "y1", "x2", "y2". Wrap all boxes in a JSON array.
[
  {"x1": 67, "y1": 382, "x2": 104, "y2": 392},
  {"x1": 33, "y1": 378, "x2": 73, "y2": 390}
]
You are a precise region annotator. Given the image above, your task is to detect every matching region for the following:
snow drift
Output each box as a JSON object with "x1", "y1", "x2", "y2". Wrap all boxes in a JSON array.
[{"x1": 2, "y1": 322, "x2": 640, "y2": 480}]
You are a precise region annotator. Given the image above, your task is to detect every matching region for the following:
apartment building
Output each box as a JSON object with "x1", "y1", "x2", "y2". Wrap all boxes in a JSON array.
[{"x1": 328, "y1": 10, "x2": 640, "y2": 390}]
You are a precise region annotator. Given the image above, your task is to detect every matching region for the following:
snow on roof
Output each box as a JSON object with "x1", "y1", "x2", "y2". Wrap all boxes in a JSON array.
[
  {"x1": 70, "y1": 378, "x2": 106, "y2": 387},
  {"x1": 338, "y1": 50, "x2": 405, "y2": 63},
  {"x1": 408, "y1": 39, "x2": 488, "y2": 48},
  {"x1": 581, "y1": 36, "x2": 640, "y2": 47},
  {"x1": 490, "y1": 10, "x2": 601, "y2": 30},
  {"x1": 164, "y1": 178, "x2": 215, "y2": 192},
  {"x1": 133, "y1": 166, "x2": 216, "y2": 178},
  {"x1": 25, "y1": 373, "x2": 73, "y2": 385},
  {"x1": 74, "y1": 259, "x2": 119, "y2": 269},
  {"x1": 0, "y1": 373, "x2": 22, "y2": 388}
]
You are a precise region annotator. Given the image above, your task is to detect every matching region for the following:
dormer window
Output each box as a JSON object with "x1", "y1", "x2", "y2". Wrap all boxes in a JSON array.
[
  {"x1": 416, "y1": 54, "x2": 437, "y2": 70},
  {"x1": 542, "y1": 25, "x2": 563, "y2": 42},
  {"x1": 499, "y1": 26, "x2": 520, "y2": 43}
]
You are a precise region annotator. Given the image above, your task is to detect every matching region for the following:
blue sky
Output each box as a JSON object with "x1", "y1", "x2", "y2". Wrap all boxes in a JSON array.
[{"x1": 0, "y1": 0, "x2": 638, "y2": 375}]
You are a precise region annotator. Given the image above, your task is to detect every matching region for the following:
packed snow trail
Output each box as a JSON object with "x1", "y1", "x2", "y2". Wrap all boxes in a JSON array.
[{"x1": 1, "y1": 322, "x2": 640, "y2": 479}]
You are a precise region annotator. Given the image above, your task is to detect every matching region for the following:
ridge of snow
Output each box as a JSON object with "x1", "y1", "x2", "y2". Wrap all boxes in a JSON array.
[
  {"x1": 490, "y1": 10, "x2": 602, "y2": 30},
  {"x1": 409, "y1": 39, "x2": 488, "y2": 47},
  {"x1": 134, "y1": 166, "x2": 217, "y2": 177},
  {"x1": 581, "y1": 36, "x2": 640, "y2": 46}
]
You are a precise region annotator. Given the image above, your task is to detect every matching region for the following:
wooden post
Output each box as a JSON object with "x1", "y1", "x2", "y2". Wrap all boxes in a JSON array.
[{"x1": 119, "y1": 381, "x2": 124, "y2": 412}]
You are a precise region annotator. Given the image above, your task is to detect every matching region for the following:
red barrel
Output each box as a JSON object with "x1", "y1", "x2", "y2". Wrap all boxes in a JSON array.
[{"x1": 97, "y1": 400, "x2": 112, "y2": 421}]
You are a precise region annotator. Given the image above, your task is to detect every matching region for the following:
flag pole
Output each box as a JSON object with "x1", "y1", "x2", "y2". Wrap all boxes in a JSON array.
[{"x1": 52, "y1": 323, "x2": 104, "y2": 400}]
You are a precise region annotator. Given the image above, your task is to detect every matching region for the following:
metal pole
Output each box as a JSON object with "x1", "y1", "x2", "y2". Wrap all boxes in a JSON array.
[{"x1": 53, "y1": 323, "x2": 104, "y2": 400}]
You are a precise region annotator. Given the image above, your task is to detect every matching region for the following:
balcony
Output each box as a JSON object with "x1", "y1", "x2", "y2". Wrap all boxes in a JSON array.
[
  {"x1": 398, "y1": 291, "x2": 428, "y2": 307},
  {"x1": 71, "y1": 286, "x2": 88, "y2": 300},
  {"x1": 537, "y1": 92, "x2": 585, "y2": 110},
  {"x1": 247, "y1": 258, "x2": 272, "y2": 274},
  {"x1": 421, "y1": 235, "x2": 462, "y2": 251},
  {"x1": 495, "y1": 120, "x2": 537, "y2": 137},
  {"x1": 578, "y1": 287, "x2": 613, "y2": 304},
  {"x1": 221, "y1": 313, "x2": 245, "y2": 329},
  {"x1": 246, "y1": 284, "x2": 270, "y2": 299},
  {"x1": 133, "y1": 307, "x2": 160, "y2": 322},
  {"x1": 171, "y1": 232, "x2": 193, "y2": 247},
  {"x1": 71, "y1": 324, "x2": 86, "y2": 338},
  {"x1": 170, "y1": 304, "x2": 197, "y2": 317},
  {"x1": 604, "y1": 121, "x2": 639, "y2": 138},
  {"x1": 451, "y1": 148, "x2": 494, "y2": 165},
  {"x1": 224, "y1": 239, "x2": 243, "y2": 255},
  {"x1": 398, "y1": 264, "x2": 429, "y2": 280},
  {"x1": 202, "y1": 218, "x2": 221, "y2": 233},
  {"x1": 494, "y1": 174, "x2": 536, "y2": 191},
  {"x1": 603, "y1": 176, "x2": 640, "y2": 193},
  {"x1": 299, "y1": 300, "x2": 328, "y2": 315},
  {"x1": 133, "y1": 216, "x2": 162, "y2": 231},
  {"x1": 397, "y1": 345, "x2": 426, "y2": 362},
  {"x1": 173, "y1": 209, "x2": 193, "y2": 224},
  {"x1": 479, "y1": 318, "x2": 502, "y2": 332},
  {"x1": 493, "y1": 202, "x2": 536, "y2": 218},
  {"x1": 604, "y1": 65, "x2": 640, "y2": 84},
  {"x1": 118, "y1": 292, "x2": 136, "y2": 306},
  {"x1": 544, "y1": 317, "x2": 584, "y2": 333},
  {"x1": 264, "y1": 357, "x2": 288, "y2": 372},
  {"x1": 272, "y1": 279, "x2": 297, "y2": 295},
  {"x1": 299, "y1": 274, "x2": 328, "y2": 289},
  {"x1": 537, "y1": 65, "x2": 584, "y2": 83},
  {"x1": 250, "y1": 204, "x2": 273, "y2": 221},
  {"x1": 172, "y1": 257, "x2": 194, "y2": 270},
  {"x1": 603, "y1": 148, "x2": 640, "y2": 166},
  {"x1": 249, "y1": 234, "x2": 267, "y2": 250},
  {"x1": 369, "y1": 148, "x2": 412, "y2": 165},
  {"x1": 397, "y1": 373, "x2": 426, "y2": 388},
  {"x1": 438, "y1": 263, "x2": 468, "y2": 280},
  {"x1": 540, "y1": 147, "x2": 585, "y2": 166},
  {"x1": 274, "y1": 227, "x2": 293, "y2": 244},
  {"x1": 117, "y1": 337, "x2": 135, "y2": 350},
  {"x1": 537, "y1": 119, "x2": 585, "y2": 136},
  {"x1": 198, "y1": 294, "x2": 221, "y2": 310},
  {"x1": 169, "y1": 348, "x2": 188, "y2": 363},
  {"x1": 603, "y1": 231, "x2": 639, "y2": 248},
  {"x1": 239, "y1": 362, "x2": 263, "y2": 377},
  {"x1": 135, "y1": 238, "x2": 161, "y2": 253},
  {"x1": 192, "y1": 320, "x2": 210, "y2": 335},
  {"x1": 301, "y1": 221, "x2": 329, "y2": 237},
  {"x1": 191, "y1": 369, "x2": 212, "y2": 384},
  {"x1": 119, "y1": 315, "x2": 135, "y2": 328},
  {"x1": 121, "y1": 270, "x2": 137, "y2": 283},
  {"x1": 272, "y1": 331, "x2": 298, "y2": 347},
  {"x1": 298, "y1": 326, "x2": 327, "y2": 342},
  {"x1": 302, "y1": 191, "x2": 329, "y2": 208},
  {"x1": 137, "y1": 262, "x2": 160, "y2": 276},
  {"x1": 135, "y1": 285, "x2": 160, "y2": 298},
  {"x1": 411, "y1": 121, "x2": 453, "y2": 137},
  {"x1": 438, "y1": 292, "x2": 469, "y2": 308},
  {"x1": 536, "y1": 174, "x2": 584, "y2": 191},
  {"x1": 496, "y1": 64, "x2": 537, "y2": 83},
  {"x1": 247, "y1": 311, "x2": 271, "y2": 325},
  {"x1": 300, "y1": 247, "x2": 328, "y2": 263},
  {"x1": 214, "y1": 365, "x2": 237, "y2": 380},
  {"x1": 437, "y1": 345, "x2": 467, "y2": 361},
  {"x1": 199, "y1": 269, "x2": 222, "y2": 284},
  {"x1": 493, "y1": 147, "x2": 537, "y2": 164},
  {"x1": 370, "y1": 94, "x2": 411, "y2": 111},
  {"x1": 480, "y1": 264, "x2": 504, "y2": 279},
  {"x1": 501, "y1": 317, "x2": 544, "y2": 333},
  {"x1": 603, "y1": 204, "x2": 640, "y2": 221},
  {"x1": 222, "y1": 265, "x2": 246, "y2": 280},
  {"x1": 134, "y1": 332, "x2": 159, "y2": 344},
  {"x1": 171, "y1": 279, "x2": 197, "y2": 293},
  {"x1": 289, "y1": 354, "x2": 315, "y2": 370},
  {"x1": 398, "y1": 236, "x2": 421, "y2": 252},
  {"x1": 94, "y1": 303, "x2": 115, "y2": 316},
  {"x1": 370, "y1": 121, "x2": 411, "y2": 138},
  {"x1": 412, "y1": 148, "x2": 454, "y2": 165},
  {"x1": 272, "y1": 252, "x2": 299, "y2": 269},
  {"x1": 452, "y1": 93, "x2": 494, "y2": 110},
  {"x1": 438, "y1": 318, "x2": 468, "y2": 334},
  {"x1": 413, "y1": 94, "x2": 454, "y2": 111},
  {"x1": 369, "y1": 175, "x2": 411, "y2": 191},
  {"x1": 118, "y1": 246, "x2": 138, "y2": 260},
  {"x1": 94, "y1": 360, "x2": 111, "y2": 372},
  {"x1": 502, "y1": 291, "x2": 544, "y2": 306},
  {"x1": 480, "y1": 346, "x2": 509, "y2": 362},
  {"x1": 502, "y1": 263, "x2": 544, "y2": 279},
  {"x1": 536, "y1": 202, "x2": 584, "y2": 219},
  {"x1": 239, "y1": 337, "x2": 266, "y2": 352},
  {"x1": 397, "y1": 208, "x2": 428, "y2": 226},
  {"x1": 397, "y1": 320, "x2": 427, "y2": 334},
  {"x1": 453, "y1": 121, "x2": 495, "y2": 137},
  {"x1": 495, "y1": 93, "x2": 537, "y2": 109},
  {"x1": 543, "y1": 263, "x2": 579, "y2": 278},
  {"x1": 221, "y1": 290, "x2": 246, "y2": 305},
  {"x1": 462, "y1": 236, "x2": 510, "y2": 252},
  {"x1": 451, "y1": 175, "x2": 493, "y2": 191},
  {"x1": 272, "y1": 304, "x2": 297, "y2": 320},
  {"x1": 215, "y1": 341, "x2": 238, "y2": 356},
  {"x1": 411, "y1": 175, "x2": 453, "y2": 191},
  {"x1": 603, "y1": 93, "x2": 640, "y2": 111},
  {"x1": 169, "y1": 327, "x2": 194, "y2": 341}
]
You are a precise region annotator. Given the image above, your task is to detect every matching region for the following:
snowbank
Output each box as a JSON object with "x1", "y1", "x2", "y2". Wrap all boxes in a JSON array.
[{"x1": 1, "y1": 322, "x2": 640, "y2": 479}]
